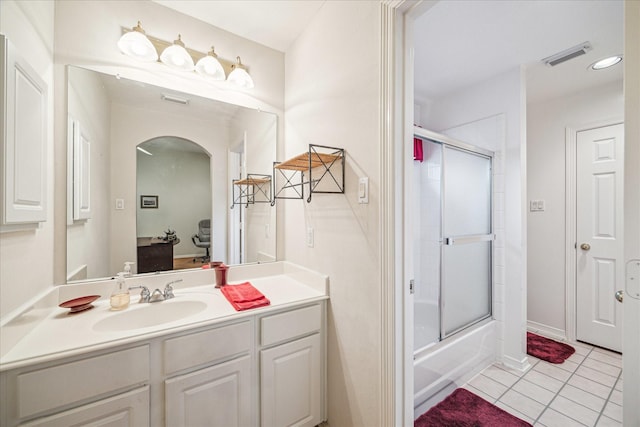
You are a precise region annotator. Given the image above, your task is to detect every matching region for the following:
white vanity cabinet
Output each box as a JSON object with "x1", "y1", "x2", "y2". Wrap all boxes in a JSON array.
[
  {"x1": 259, "y1": 304, "x2": 324, "y2": 427},
  {"x1": 1, "y1": 300, "x2": 327, "y2": 427},
  {"x1": 163, "y1": 320, "x2": 253, "y2": 427}
]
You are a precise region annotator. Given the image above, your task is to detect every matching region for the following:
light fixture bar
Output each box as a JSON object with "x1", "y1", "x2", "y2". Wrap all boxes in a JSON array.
[
  {"x1": 161, "y1": 94, "x2": 190, "y2": 105},
  {"x1": 120, "y1": 27, "x2": 249, "y2": 77},
  {"x1": 136, "y1": 147, "x2": 153, "y2": 156}
]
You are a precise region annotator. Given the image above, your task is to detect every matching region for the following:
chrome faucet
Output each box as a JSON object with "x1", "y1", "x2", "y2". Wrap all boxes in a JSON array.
[{"x1": 131, "y1": 279, "x2": 182, "y2": 303}]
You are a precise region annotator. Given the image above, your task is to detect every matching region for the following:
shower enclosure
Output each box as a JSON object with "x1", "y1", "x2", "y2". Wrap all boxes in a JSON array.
[{"x1": 413, "y1": 128, "x2": 493, "y2": 353}]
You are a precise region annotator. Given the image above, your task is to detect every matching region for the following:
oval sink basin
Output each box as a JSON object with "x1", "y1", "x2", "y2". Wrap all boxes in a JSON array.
[{"x1": 94, "y1": 300, "x2": 208, "y2": 332}]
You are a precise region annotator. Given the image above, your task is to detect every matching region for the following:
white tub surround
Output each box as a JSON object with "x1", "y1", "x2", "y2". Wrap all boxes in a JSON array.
[
  {"x1": 413, "y1": 320, "x2": 497, "y2": 419},
  {"x1": 1, "y1": 262, "x2": 328, "y2": 427}
]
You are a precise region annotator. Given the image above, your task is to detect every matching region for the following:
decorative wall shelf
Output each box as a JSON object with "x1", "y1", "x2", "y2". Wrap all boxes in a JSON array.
[
  {"x1": 230, "y1": 174, "x2": 272, "y2": 209},
  {"x1": 272, "y1": 144, "x2": 345, "y2": 204}
]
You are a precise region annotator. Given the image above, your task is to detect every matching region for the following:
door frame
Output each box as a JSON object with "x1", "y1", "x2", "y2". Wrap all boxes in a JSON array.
[{"x1": 564, "y1": 119, "x2": 623, "y2": 343}]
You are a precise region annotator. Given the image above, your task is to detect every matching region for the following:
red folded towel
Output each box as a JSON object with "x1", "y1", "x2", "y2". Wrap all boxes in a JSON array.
[{"x1": 220, "y1": 282, "x2": 270, "y2": 311}]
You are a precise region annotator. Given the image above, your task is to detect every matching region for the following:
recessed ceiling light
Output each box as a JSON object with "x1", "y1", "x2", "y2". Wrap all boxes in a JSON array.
[{"x1": 590, "y1": 55, "x2": 623, "y2": 70}]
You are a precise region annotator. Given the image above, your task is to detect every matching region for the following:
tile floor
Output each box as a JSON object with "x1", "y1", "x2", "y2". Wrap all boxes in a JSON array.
[{"x1": 463, "y1": 340, "x2": 623, "y2": 427}]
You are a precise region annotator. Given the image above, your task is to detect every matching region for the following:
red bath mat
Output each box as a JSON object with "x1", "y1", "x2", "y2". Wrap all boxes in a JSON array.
[
  {"x1": 527, "y1": 332, "x2": 575, "y2": 364},
  {"x1": 415, "y1": 388, "x2": 532, "y2": 427}
]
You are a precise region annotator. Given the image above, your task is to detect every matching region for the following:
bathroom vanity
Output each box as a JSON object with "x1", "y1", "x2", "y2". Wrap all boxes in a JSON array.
[{"x1": 0, "y1": 262, "x2": 328, "y2": 427}]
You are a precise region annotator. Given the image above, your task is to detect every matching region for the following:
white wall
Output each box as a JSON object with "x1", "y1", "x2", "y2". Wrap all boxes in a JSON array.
[
  {"x1": 109, "y1": 103, "x2": 229, "y2": 274},
  {"x1": 240, "y1": 109, "x2": 277, "y2": 263},
  {"x1": 420, "y1": 67, "x2": 529, "y2": 370},
  {"x1": 527, "y1": 80, "x2": 623, "y2": 336},
  {"x1": 0, "y1": 1, "x2": 55, "y2": 318},
  {"x1": 53, "y1": 0, "x2": 285, "y2": 283},
  {"x1": 284, "y1": 1, "x2": 381, "y2": 425},
  {"x1": 66, "y1": 66, "x2": 112, "y2": 281}
]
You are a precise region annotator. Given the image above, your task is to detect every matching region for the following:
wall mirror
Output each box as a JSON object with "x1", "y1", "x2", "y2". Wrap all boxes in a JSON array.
[{"x1": 66, "y1": 66, "x2": 277, "y2": 282}]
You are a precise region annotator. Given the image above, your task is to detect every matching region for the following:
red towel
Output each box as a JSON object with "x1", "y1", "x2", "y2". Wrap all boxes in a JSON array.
[
  {"x1": 414, "y1": 137, "x2": 424, "y2": 162},
  {"x1": 220, "y1": 282, "x2": 270, "y2": 311}
]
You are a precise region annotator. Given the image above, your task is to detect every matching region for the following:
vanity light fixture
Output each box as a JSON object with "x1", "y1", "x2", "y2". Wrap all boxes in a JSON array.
[
  {"x1": 589, "y1": 55, "x2": 623, "y2": 70},
  {"x1": 136, "y1": 147, "x2": 153, "y2": 156},
  {"x1": 118, "y1": 23, "x2": 254, "y2": 89},
  {"x1": 117, "y1": 21, "x2": 158, "y2": 62},
  {"x1": 160, "y1": 34, "x2": 194, "y2": 71},
  {"x1": 227, "y1": 56, "x2": 255, "y2": 89},
  {"x1": 195, "y1": 46, "x2": 226, "y2": 81}
]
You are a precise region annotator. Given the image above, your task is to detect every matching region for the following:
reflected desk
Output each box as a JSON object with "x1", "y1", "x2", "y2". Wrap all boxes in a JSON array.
[{"x1": 137, "y1": 237, "x2": 179, "y2": 273}]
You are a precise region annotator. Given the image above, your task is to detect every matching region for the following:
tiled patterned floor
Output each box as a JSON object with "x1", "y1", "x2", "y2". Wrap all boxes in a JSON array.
[{"x1": 463, "y1": 340, "x2": 623, "y2": 427}]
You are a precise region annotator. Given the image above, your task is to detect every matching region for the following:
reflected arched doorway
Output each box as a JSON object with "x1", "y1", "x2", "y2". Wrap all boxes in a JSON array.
[{"x1": 136, "y1": 136, "x2": 212, "y2": 273}]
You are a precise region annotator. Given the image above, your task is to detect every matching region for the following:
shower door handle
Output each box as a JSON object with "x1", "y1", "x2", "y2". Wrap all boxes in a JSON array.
[{"x1": 443, "y1": 234, "x2": 494, "y2": 245}]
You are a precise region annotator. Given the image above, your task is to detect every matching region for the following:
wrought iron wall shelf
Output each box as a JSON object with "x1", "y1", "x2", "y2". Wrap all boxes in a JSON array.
[
  {"x1": 272, "y1": 144, "x2": 345, "y2": 204},
  {"x1": 230, "y1": 174, "x2": 272, "y2": 209}
]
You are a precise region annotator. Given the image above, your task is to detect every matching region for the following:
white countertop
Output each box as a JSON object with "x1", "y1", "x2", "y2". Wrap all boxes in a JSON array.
[{"x1": 0, "y1": 262, "x2": 329, "y2": 371}]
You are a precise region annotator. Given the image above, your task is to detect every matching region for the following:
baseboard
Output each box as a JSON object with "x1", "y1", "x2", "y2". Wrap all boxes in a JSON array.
[
  {"x1": 527, "y1": 321, "x2": 567, "y2": 342},
  {"x1": 502, "y1": 353, "x2": 531, "y2": 373}
]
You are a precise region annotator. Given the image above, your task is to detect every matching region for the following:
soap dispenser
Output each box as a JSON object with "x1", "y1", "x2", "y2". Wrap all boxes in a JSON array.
[
  {"x1": 110, "y1": 272, "x2": 130, "y2": 310},
  {"x1": 123, "y1": 261, "x2": 135, "y2": 277}
]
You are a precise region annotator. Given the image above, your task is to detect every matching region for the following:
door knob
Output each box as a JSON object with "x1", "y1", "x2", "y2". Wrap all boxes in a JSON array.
[
  {"x1": 615, "y1": 290, "x2": 624, "y2": 303},
  {"x1": 580, "y1": 243, "x2": 591, "y2": 251}
]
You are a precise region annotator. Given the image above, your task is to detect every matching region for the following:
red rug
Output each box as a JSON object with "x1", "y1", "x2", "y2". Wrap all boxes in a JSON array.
[
  {"x1": 415, "y1": 388, "x2": 533, "y2": 427},
  {"x1": 527, "y1": 332, "x2": 575, "y2": 364}
]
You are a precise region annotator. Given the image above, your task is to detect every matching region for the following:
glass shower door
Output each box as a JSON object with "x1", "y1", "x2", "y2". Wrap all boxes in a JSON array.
[{"x1": 441, "y1": 146, "x2": 492, "y2": 338}]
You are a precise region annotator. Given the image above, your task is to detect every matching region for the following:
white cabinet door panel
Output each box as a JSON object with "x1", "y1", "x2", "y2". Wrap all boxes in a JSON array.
[
  {"x1": 1, "y1": 35, "x2": 47, "y2": 225},
  {"x1": 165, "y1": 356, "x2": 251, "y2": 427},
  {"x1": 21, "y1": 386, "x2": 149, "y2": 427},
  {"x1": 260, "y1": 334, "x2": 321, "y2": 427}
]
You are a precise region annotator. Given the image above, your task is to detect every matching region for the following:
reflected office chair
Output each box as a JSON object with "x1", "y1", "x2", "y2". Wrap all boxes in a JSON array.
[{"x1": 191, "y1": 219, "x2": 211, "y2": 263}]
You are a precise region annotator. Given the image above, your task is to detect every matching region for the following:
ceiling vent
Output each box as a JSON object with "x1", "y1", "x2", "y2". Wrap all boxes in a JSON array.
[{"x1": 542, "y1": 41, "x2": 592, "y2": 67}]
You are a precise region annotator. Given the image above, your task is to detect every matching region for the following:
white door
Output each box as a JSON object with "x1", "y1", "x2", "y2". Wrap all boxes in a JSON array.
[{"x1": 576, "y1": 123, "x2": 624, "y2": 352}]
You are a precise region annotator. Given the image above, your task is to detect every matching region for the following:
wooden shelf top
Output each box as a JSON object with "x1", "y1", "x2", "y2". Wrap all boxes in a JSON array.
[
  {"x1": 234, "y1": 177, "x2": 270, "y2": 186},
  {"x1": 275, "y1": 152, "x2": 342, "y2": 171}
]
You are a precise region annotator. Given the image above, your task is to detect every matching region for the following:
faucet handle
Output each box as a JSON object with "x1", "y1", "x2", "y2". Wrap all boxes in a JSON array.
[
  {"x1": 130, "y1": 285, "x2": 150, "y2": 303},
  {"x1": 164, "y1": 279, "x2": 182, "y2": 300}
]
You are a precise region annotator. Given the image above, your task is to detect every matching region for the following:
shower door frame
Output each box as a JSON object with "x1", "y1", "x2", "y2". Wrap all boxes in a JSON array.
[{"x1": 413, "y1": 127, "x2": 494, "y2": 343}]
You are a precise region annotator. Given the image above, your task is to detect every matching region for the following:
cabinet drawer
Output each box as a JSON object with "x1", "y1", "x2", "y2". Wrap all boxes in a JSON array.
[
  {"x1": 164, "y1": 321, "x2": 251, "y2": 375},
  {"x1": 261, "y1": 304, "x2": 321, "y2": 347},
  {"x1": 17, "y1": 345, "x2": 149, "y2": 418}
]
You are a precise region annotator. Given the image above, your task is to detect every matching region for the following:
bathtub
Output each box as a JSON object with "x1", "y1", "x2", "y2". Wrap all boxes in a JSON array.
[{"x1": 413, "y1": 319, "x2": 496, "y2": 419}]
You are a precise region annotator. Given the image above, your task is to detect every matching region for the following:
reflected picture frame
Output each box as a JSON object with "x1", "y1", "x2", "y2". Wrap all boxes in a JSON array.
[{"x1": 140, "y1": 195, "x2": 158, "y2": 209}]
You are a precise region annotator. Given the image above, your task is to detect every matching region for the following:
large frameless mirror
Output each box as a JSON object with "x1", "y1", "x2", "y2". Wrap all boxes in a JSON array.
[{"x1": 66, "y1": 66, "x2": 276, "y2": 282}]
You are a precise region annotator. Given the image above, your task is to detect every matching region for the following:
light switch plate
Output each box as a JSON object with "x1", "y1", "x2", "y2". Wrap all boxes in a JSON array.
[
  {"x1": 358, "y1": 177, "x2": 369, "y2": 204},
  {"x1": 306, "y1": 227, "x2": 314, "y2": 248},
  {"x1": 115, "y1": 198, "x2": 125, "y2": 210}
]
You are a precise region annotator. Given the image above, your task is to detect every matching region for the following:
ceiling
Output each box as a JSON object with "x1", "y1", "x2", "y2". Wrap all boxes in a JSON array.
[
  {"x1": 153, "y1": 0, "x2": 326, "y2": 52},
  {"x1": 414, "y1": 0, "x2": 624, "y2": 103},
  {"x1": 154, "y1": 1, "x2": 622, "y2": 104}
]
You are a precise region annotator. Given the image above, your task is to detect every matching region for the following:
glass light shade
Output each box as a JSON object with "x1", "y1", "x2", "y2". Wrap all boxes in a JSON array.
[
  {"x1": 590, "y1": 55, "x2": 622, "y2": 70},
  {"x1": 160, "y1": 35, "x2": 194, "y2": 71},
  {"x1": 227, "y1": 57, "x2": 254, "y2": 89},
  {"x1": 195, "y1": 49, "x2": 225, "y2": 80},
  {"x1": 117, "y1": 24, "x2": 158, "y2": 62}
]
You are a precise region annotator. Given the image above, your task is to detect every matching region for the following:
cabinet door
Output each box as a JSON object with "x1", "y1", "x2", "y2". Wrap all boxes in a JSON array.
[
  {"x1": 260, "y1": 334, "x2": 321, "y2": 427},
  {"x1": 165, "y1": 355, "x2": 251, "y2": 427},
  {"x1": 1, "y1": 35, "x2": 47, "y2": 226},
  {"x1": 21, "y1": 386, "x2": 149, "y2": 427}
]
